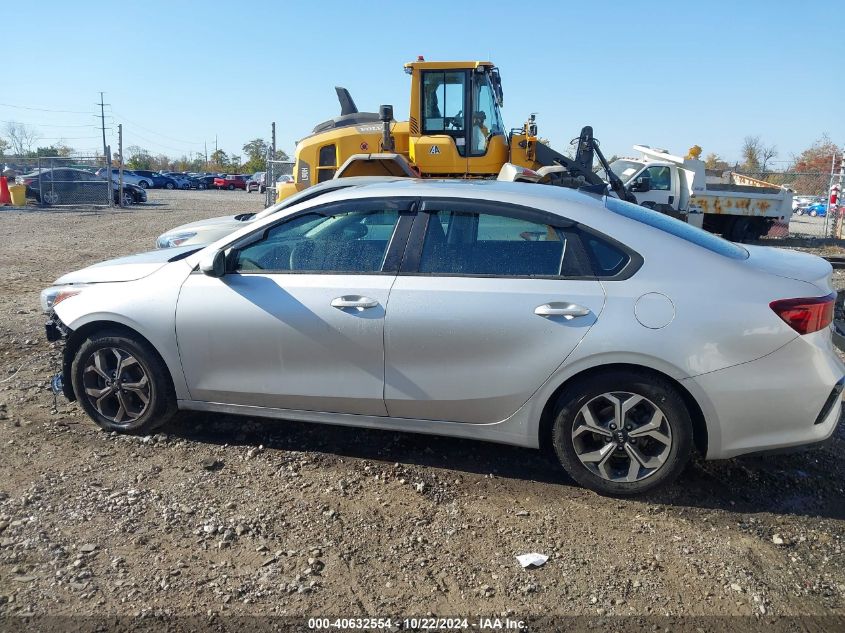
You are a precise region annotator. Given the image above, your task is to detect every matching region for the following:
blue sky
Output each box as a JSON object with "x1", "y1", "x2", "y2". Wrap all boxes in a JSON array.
[{"x1": 3, "y1": 0, "x2": 841, "y2": 165}]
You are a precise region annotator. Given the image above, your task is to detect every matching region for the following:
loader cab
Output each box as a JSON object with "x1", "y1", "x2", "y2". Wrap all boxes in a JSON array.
[{"x1": 406, "y1": 60, "x2": 509, "y2": 176}]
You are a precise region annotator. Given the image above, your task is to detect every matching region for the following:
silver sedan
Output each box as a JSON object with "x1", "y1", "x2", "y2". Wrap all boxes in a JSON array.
[{"x1": 41, "y1": 180, "x2": 844, "y2": 495}]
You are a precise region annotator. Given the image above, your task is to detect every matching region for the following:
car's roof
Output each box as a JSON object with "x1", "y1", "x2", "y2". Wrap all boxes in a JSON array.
[{"x1": 301, "y1": 178, "x2": 608, "y2": 219}]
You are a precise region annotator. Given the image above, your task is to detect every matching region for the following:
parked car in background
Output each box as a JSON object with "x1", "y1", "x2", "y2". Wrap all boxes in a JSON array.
[
  {"x1": 42, "y1": 180, "x2": 844, "y2": 496},
  {"x1": 246, "y1": 172, "x2": 266, "y2": 193},
  {"x1": 95, "y1": 168, "x2": 151, "y2": 189},
  {"x1": 804, "y1": 202, "x2": 830, "y2": 217},
  {"x1": 113, "y1": 182, "x2": 147, "y2": 206},
  {"x1": 22, "y1": 168, "x2": 113, "y2": 205},
  {"x1": 131, "y1": 170, "x2": 180, "y2": 190},
  {"x1": 191, "y1": 175, "x2": 216, "y2": 190},
  {"x1": 156, "y1": 176, "x2": 405, "y2": 247},
  {"x1": 167, "y1": 173, "x2": 193, "y2": 189},
  {"x1": 19, "y1": 168, "x2": 147, "y2": 206},
  {"x1": 214, "y1": 175, "x2": 247, "y2": 190}
]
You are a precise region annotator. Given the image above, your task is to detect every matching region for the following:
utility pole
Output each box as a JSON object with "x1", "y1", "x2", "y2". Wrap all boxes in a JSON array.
[
  {"x1": 98, "y1": 92, "x2": 113, "y2": 206},
  {"x1": 269, "y1": 122, "x2": 276, "y2": 207},
  {"x1": 97, "y1": 92, "x2": 109, "y2": 163},
  {"x1": 118, "y1": 124, "x2": 124, "y2": 207},
  {"x1": 204, "y1": 141, "x2": 208, "y2": 169}
]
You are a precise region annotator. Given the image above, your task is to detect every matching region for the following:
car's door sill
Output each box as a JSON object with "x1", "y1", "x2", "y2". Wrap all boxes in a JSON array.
[{"x1": 178, "y1": 399, "x2": 536, "y2": 448}]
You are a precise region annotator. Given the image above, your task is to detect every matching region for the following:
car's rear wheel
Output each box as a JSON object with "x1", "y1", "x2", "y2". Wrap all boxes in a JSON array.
[
  {"x1": 198, "y1": 183, "x2": 206, "y2": 190},
  {"x1": 810, "y1": 210, "x2": 818, "y2": 217},
  {"x1": 138, "y1": 180, "x2": 149, "y2": 189},
  {"x1": 71, "y1": 331, "x2": 176, "y2": 434},
  {"x1": 551, "y1": 369, "x2": 692, "y2": 496},
  {"x1": 165, "y1": 182, "x2": 175, "y2": 190},
  {"x1": 227, "y1": 184, "x2": 235, "y2": 190}
]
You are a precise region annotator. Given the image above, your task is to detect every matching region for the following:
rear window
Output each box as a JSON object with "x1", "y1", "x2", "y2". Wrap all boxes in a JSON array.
[{"x1": 605, "y1": 197, "x2": 749, "y2": 260}]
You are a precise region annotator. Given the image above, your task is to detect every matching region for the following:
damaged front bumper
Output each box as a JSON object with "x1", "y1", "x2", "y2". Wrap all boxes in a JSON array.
[{"x1": 45, "y1": 311, "x2": 75, "y2": 401}]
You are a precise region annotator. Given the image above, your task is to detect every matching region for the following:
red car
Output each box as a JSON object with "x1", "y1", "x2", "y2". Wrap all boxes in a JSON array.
[{"x1": 213, "y1": 175, "x2": 248, "y2": 190}]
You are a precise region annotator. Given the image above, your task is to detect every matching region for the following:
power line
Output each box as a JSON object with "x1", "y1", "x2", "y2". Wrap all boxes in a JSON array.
[
  {"x1": 122, "y1": 128, "x2": 197, "y2": 155},
  {"x1": 0, "y1": 120, "x2": 98, "y2": 128},
  {"x1": 0, "y1": 102, "x2": 92, "y2": 114},
  {"x1": 110, "y1": 109, "x2": 203, "y2": 145}
]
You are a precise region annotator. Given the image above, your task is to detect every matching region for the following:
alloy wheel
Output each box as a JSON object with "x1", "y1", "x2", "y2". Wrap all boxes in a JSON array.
[
  {"x1": 82, "y1": 347, "x2": 151, "y2": 426},
  {"x1": 571, "y1": 391, "x2": 672, "y2": 483},
  {"x1": 42, "y1": 190, "x2": 60, "y2": 205}
]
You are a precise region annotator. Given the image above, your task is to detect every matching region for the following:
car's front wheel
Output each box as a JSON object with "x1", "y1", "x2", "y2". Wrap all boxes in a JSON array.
[
  {"x1": 71, "y1": 330, "x2": 176, "y2": 434},
  {"x1": 121, "y1": 191, "x2": 134, "y2": 207},
  {"x1": 551, "y1": 369, "x2": 692, "y2": 496},
  {"x1": 227, "y1": 184, "x2": 235, "y2": 190},
  {"x1": 138, "y1": 180, "x2": 149, "y2": 189},
  {"x1": 165, "y1": 182, "x2": 175, "y2": 190}
]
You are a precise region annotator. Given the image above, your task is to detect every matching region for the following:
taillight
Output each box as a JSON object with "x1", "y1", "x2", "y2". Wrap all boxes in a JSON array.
[{"x1": 770, "y1": 293, "x2": 835, "y2": 335}]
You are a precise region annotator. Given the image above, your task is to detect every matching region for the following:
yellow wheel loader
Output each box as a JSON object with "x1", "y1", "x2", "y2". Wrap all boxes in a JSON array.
[{"x1": 277, "y1": 58, "x2": 633, "y2": 203}]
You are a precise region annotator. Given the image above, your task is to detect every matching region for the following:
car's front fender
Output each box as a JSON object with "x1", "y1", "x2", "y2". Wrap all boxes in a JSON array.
[{"x1": 53, "y1": 261, "x2": 194, "y2": 400}]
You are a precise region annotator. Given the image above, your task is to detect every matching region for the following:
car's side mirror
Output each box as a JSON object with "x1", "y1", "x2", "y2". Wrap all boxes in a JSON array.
[
  {"x1": 199, "y1": 249, "x2": 226, "y2": 277},
  {"x1": 631, "y1": 176, "x2": 651, "y2": 193}
]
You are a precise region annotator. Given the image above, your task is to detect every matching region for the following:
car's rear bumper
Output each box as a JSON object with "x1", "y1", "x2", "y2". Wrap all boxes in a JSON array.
[{"x1": 684, "y1": 330, "x2": 844, "y2": 459}]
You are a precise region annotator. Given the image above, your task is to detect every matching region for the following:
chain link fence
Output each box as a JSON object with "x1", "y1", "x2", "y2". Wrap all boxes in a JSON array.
[
  {"x1": 739, "y1": 171, "x2": 839, "y2": 240},
  {"x1": 2, "y1": 155, "x2": 111, "y2": 208},
  {"x1": 265, "y1": 159, "x2": 294, "y2": 208}
]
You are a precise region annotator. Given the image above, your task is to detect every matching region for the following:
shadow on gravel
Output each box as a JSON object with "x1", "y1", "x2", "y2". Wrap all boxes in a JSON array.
[
  {"x1": 160, "y1": 411, "x2": 845, "y2": 520},
  {"x1": 161, "y1": 411, "x2": 568, "y2": 486}
]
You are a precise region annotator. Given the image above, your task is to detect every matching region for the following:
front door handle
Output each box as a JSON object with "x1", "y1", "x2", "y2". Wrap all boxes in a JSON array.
[
  {"x1": 534, "y1": 302, "x2": 591, "y2": 319},
  {"x1": 331, "y1": 295, "x2": 379, "y2": 310}
]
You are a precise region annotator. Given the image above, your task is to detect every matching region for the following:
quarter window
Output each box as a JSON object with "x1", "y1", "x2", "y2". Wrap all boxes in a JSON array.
[{"x1": 232, "y1": 208, "x2": 401, "y2": 274}]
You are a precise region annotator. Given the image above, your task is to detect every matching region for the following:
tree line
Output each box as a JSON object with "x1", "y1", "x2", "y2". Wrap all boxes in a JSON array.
[
  {"x1": 0, "y1": 123, "x2": 289, "y2": 174},
  {"x1": 122, "y1": 139, "x2": 289, "y2": 174}
]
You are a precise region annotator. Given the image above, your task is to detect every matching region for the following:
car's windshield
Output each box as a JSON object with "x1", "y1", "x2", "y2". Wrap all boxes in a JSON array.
[{"x1": 597, "y1": 159, "x2": 644, "y2": 184}]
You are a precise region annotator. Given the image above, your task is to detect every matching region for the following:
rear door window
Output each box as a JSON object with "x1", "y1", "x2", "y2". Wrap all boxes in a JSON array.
[{"x1": 411, "y1": 200, "x2": 639, "y2": 279}]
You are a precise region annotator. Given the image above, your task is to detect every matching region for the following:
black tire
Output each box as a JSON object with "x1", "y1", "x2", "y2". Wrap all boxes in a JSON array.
[
  {"x1": 198, "y1": 183, "x2": 207, "y2": 190},
  {"x1": 227, "y1": 184, "x2": 235, "y2": 190},
  {"x1": 550, "y1": 369, "x2": 693, "y2": 496},
  {"x1": 71, "y1": 330, "x2": 176, "y2": 434},
  {"x1": 165, "y1": 182, "x2": 175, "y2": 190},
  {"x1": 138, "y1": 180, "x2": 149, "y2": 189}
]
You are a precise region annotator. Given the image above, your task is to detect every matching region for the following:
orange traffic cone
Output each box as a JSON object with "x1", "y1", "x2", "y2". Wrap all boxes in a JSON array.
[{"x1": 0, "y1": 177, "x2": 11, "y2": 205}]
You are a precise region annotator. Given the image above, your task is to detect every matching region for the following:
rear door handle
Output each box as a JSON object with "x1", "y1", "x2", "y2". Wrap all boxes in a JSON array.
[
  {"x1": 534, "y1": 302, "x2": 591, "y2": 319},
  {"x1": 331, "y1": 295, "x2": 379, "y2": 310}
]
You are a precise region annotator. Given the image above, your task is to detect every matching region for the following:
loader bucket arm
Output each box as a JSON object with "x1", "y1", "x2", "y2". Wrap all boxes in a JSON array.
[{"x1": 533, "y1": 141, "x2": 606, "y2": 188}]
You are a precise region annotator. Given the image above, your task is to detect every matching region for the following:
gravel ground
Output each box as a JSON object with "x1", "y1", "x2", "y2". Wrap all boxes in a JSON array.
[{"x1": 0, "y1": 190, "x2": 844, "y2": 626}]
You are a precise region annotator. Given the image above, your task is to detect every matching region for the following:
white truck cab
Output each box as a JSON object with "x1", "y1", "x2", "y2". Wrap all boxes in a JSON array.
[{"x1": 606, "y1": 145, "x2": 793, "y2": 241}]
